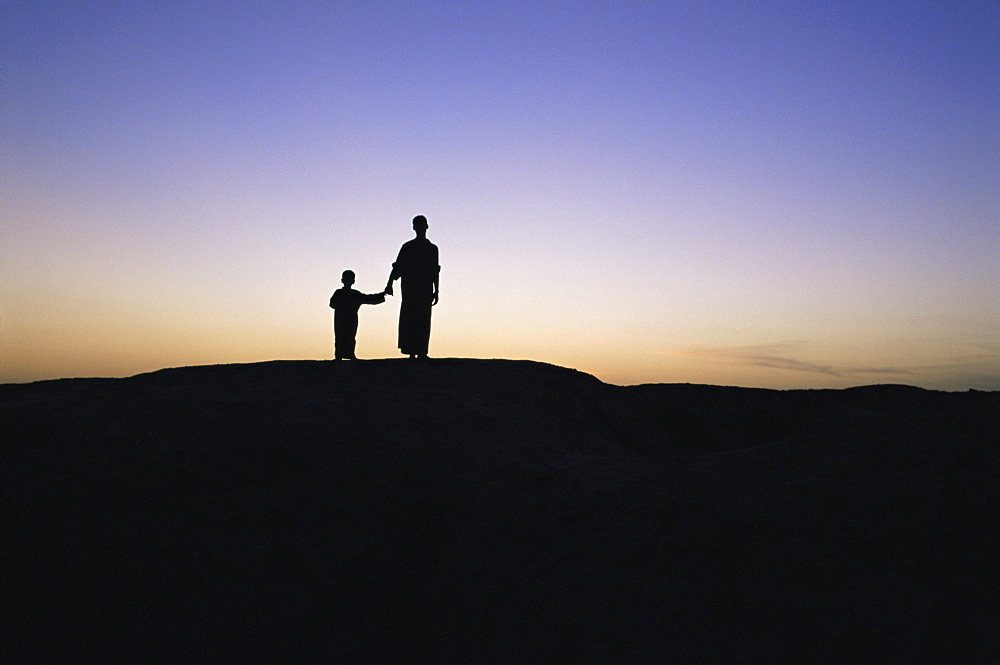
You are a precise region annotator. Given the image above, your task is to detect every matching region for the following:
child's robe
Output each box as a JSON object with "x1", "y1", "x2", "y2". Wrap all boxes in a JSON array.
[{"x1": 329, "y1": 288, "x2": 385, "y2": 359}]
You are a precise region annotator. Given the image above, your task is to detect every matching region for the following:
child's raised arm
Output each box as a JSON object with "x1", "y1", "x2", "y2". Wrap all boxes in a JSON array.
[{"x1": 361, "y1": 291, "x2": 385, "y2": 305}]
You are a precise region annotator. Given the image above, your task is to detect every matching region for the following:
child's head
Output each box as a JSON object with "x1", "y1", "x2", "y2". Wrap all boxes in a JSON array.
[{"x1": 341, "y1": 270, "x2": 355, "y2": 287}]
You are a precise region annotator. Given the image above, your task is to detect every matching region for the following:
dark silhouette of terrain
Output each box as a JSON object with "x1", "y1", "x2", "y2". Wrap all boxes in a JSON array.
[{"x1": 3, "y1": 360, "x2": 998, "y2": 663}]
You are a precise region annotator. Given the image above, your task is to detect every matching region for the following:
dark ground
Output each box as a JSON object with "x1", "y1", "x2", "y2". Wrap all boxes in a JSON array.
[{"x1": 3, "y1": 359, "x2": 998, "y2": 663}]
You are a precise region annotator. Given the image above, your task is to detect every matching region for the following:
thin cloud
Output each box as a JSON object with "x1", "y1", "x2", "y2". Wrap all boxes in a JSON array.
[
  {"x1": 659, "y1": 342, "x2": 998, "y2": 386},
  {"x1": 661, "y1": 345, "x2": 930, "y2": 380},
  {"x1": 662, "y1": 344, "x2": 844, "y2": 378},
  {"x1": 743, "y1": 355, "x2": 842, "y2": 377},
  {"x1": 853, "y1": 367, "x2": 916, "y2": 375}
]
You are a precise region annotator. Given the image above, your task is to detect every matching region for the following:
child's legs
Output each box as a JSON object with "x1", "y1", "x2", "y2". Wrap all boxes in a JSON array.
[
  {"x1": 334, "y1": 336, "x2": 357, "y2": 359},
  {"x1": 334, "y1": 318, "x2": 359, "y2": 359}
]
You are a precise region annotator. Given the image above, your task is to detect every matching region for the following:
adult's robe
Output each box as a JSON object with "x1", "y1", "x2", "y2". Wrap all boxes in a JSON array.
[{"x1": 391, "y1": 237, "x2": 439, "y2": 356}]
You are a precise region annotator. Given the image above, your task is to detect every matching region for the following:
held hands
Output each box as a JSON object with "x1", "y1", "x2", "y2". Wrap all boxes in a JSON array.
[{"x1": 379, "y1": 283, "x2": 438, "y2": 304}]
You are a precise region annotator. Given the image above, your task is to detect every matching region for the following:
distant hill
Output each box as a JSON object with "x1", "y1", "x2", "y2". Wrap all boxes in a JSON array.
[{"x1": 4, "y1": 359, "x2": 998, "y2": 662}]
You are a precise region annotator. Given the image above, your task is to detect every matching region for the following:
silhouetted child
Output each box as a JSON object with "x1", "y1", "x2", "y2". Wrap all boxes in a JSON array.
[{"x1": 329, "y1": 270, "x2": 386, "y2": 360}]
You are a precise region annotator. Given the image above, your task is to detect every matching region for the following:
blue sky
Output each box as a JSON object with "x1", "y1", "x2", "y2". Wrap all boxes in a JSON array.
[{"x1": 3, "y1": 1, "x2": 998, "y2": 388}]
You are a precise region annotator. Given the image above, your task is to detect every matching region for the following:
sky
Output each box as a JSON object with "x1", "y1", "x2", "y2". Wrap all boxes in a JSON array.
[{"x1": 3, "y1": 1, "x2": 998, "y2": 390}]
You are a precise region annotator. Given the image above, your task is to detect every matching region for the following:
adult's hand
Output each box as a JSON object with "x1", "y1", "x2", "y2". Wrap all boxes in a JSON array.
[
  {"x1": 431, "y1": 290, "x2": 439, "y2": 306},
  {"x1": 384, "y1": 284, "x2": 393, "y2": 296}
]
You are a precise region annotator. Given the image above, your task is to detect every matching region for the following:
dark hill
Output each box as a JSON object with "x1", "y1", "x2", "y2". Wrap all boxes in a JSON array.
[{"x1": 3, "y1": 359, "x2": 998, "y2": 662}]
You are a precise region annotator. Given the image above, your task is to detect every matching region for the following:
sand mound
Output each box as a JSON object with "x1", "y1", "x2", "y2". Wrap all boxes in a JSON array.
[{"x1": 4, "y1": 360, "x2": 998, "y2": 662}]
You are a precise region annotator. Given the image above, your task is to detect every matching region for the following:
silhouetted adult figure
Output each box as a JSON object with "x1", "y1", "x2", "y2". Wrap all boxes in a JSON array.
[{"x1": 385, "y1": 215, "x2": 439, "y2": 359}]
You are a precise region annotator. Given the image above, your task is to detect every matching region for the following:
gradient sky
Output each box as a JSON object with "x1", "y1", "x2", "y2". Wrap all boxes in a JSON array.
[{"x1": 3, "y1": 1, "x2": 998, "y2": 389}]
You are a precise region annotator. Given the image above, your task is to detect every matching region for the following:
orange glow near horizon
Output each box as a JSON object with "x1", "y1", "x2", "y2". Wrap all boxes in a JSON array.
[{"x1": 5, "y1": 289, "x2": 997, "y2": 391}]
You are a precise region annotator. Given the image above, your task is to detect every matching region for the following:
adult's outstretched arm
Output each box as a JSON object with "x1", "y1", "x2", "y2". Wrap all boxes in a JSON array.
[{"x1": 384, "y1": 263, "x2": 400, "y2": 296}]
